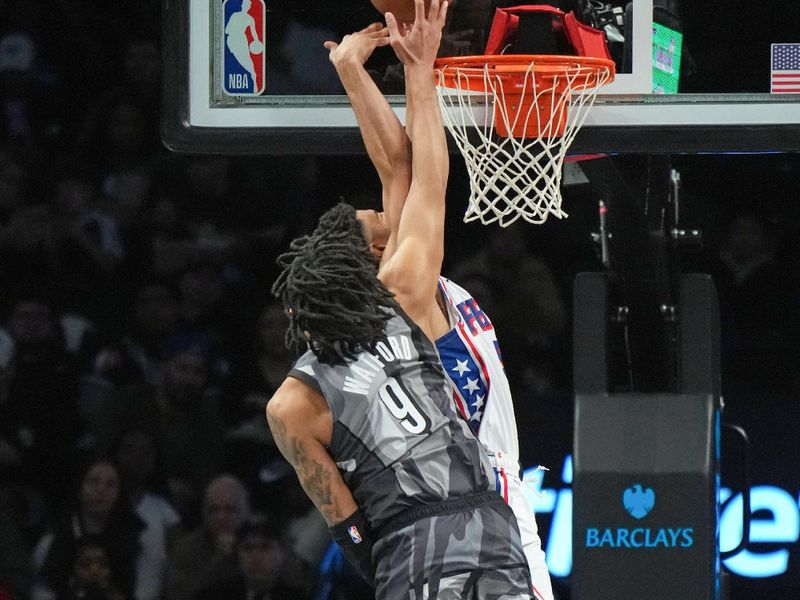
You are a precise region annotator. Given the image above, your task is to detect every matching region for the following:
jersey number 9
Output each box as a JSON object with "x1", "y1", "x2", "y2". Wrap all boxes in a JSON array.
[{"x1": 378, "y1": 378, "x2": 431, "y2": 435}]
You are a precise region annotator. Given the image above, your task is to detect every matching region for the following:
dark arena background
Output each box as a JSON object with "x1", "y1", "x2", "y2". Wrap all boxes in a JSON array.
[{"x1": 0, "y1": 1, "x2": 799, "y2": 600}]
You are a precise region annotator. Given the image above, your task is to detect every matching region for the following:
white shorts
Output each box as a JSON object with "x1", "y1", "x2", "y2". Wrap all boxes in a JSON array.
[{"x1": 491, "y1": 453, "x2": 554, "y2": 600}]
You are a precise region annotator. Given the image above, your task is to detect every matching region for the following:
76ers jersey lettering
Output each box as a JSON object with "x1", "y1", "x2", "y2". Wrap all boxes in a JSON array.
[
  {"x1": 222, "y1": 0, "x2": 266, "y2": 95},
  {"x1": 436, "y1": 277, "x2": 521, "y2": 465},
  {"x1": 458, "y1": 297, "x2": 494, "y2": 336}
]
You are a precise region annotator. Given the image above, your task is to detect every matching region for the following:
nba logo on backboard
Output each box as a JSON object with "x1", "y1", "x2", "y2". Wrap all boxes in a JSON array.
[{"x1": 222, "y1": 0, "x2": 266, "y2": 95}]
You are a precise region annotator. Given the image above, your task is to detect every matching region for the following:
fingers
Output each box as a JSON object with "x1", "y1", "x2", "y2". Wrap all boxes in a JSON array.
[
  {"x1": 361, "y1": 22, "x2": 384, "y2": 34},
  {"x1": 324, "y1": 25, "x2": 387, "y2": 54},
  {"x1": 414, "y1": 0, "x2": 426, "y2": 24},
  {"x1": 385, "y1": 11, "x2": 402, "y2": 42},
  {"x1": 426, "y1": 0, "x2": 448, "y2": 24},
  {"x1": 437, "y1": 0, "x2": 449, "y2": 28},
  {"x1": 405, "y1": 0, "x2": 447, "y2": 31},
  {"x1": 369, "y1": 26, "x2": 390, "y2": 40}
]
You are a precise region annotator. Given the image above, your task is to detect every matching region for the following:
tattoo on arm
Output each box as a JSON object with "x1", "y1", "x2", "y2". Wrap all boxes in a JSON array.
[
  {"x1": 267, "y1": 411, "x2": 344, "y2": 524},
  {"x1": 266, "y1": 412, "x2": 288, "y2": 453},
  {"x1": 303, "y1": 456, "x2": 333, "y2": 509}
]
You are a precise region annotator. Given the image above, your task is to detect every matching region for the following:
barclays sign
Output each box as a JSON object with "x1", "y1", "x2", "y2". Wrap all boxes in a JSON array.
[
  {"x1": 524, "y1": 456, "x2": 800, "y2": 581},
  {"x1": 584, "y1": 483, "x2": 695, "y2": 549},
  {"x1": 586, "y1": 525, "x2": 695, "y2": 548}
]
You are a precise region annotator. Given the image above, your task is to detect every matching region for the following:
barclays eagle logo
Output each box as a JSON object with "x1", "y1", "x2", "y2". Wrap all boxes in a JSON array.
[{"x1": 623, "y1": 484, "x2": 655, "y2": 520}]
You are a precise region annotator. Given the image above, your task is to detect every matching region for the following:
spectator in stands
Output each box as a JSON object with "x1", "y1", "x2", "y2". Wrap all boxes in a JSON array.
[
  {"x1": 0, "y1": 294, "x2": 80, "y2": 505},
  {"x1": 193, "y1": 517, "x2": 311, "y2": 600},
  {"x1": 136, "y1": 176, "x2": 196, "y2": 280},
  {"x1": 178, "y1": 255, "x2": 228, "y2": 336},
  {"x1": 0, "y1": 163, "x2": 124, "y2": 333},
  {"x1": 92, "y1": 329, "x2": 226, "y2": 519},
  {"x1": 75, "y1": 93, "x2": 159, "y2": 193},
  {"x1": 100, "y1": 168, "x2": 154, "y2": 238},
  {"x1": 114, "y1": 429, "x2": 180, "y2": 600},
  {"x1": 63, "y1": 536, "x2": 126, "y2": 600},
  {"x1": 165, "y1": 475, "x2": 250, "y2": 600},
  {"x1": 78, "y1": 35, "x2": 162, "y2": 150},
  {"x1": 33, "y1": 459, "x2": 143, "y2": 600},
  {"x1": 176, "y1": 254, "x2": 241, "y2": 411},
  {"x1": 130, "y1": 281, "x2": 181, "y2": 377},
  {"x1": 50, "y1": 166, "x2": 124, "y2": 273},
  {"x1": 91, "y1": 281, "x2": 182, "y2": 387},
  {"x1": 47, "y1": 166, "x2": 125, "y2": 326}
]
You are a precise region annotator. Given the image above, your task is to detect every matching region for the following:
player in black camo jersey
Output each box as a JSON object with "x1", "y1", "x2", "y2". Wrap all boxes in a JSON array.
[{"x1": 267, "y1": 2, "x2": 533, "y2": 598}]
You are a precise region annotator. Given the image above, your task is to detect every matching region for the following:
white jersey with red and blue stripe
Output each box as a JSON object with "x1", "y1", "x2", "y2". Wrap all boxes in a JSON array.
[
  {"x1": 435, "y1": 276, "x2": 554, "y2": 600},
  {"x1": 435, "y1": 277, "x2": 520, "y2": 476}
]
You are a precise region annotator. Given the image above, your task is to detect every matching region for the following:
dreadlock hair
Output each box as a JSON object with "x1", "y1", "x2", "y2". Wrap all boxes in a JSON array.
[{"x1": 271, "y1": 202, "x2": 396, "y2": 365}]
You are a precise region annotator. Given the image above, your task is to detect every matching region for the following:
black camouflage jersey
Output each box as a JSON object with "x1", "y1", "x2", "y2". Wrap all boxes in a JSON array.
[{"x1": 289, "y1": 305, "x2": 493, "y2": 532}]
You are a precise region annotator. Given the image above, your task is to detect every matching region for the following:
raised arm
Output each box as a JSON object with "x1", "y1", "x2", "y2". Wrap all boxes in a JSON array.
[
  {"x1": 324, "y1": 24, "x2": 411, "y2": 262},
  {"x1": 379, "y1": 0, "x2": 450, "y2": 337}
]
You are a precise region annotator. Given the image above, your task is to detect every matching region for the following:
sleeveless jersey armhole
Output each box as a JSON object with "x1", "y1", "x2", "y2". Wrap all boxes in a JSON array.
[{"x1": 288, "y1": 353, "x2": 340, "y2": 422}]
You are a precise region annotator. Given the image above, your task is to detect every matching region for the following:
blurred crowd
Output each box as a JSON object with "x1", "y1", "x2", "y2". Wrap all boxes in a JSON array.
[
  {"x1": 0, "y1": 2, "x2": 338, "y2": 599},
  {"x1": 1, "y1": 2, "x2": 799, "y2": 600}
]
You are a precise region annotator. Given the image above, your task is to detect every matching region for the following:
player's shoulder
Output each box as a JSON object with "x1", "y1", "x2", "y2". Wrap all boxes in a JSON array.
[
  {"x1": 268, "y1": 376, "x2": 332, "y2": 446},
  {"x1": 268, "y1": 375, "x2": 326, "y2": 421},
  {"x1": 271, "y1": 375, "x2": 315, "y2": 403},
  {"x1": 287, "y1": 348, "x2": 326, "y2": 393}
]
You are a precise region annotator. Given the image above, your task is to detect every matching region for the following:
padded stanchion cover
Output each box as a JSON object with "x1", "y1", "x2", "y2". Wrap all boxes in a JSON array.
[{"x1": 484, "y1": 4, "x2": 611, "y2": 60}]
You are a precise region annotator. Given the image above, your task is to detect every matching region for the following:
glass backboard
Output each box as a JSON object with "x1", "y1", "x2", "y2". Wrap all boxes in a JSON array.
[{"x1": 162, "y1": 0, "x2": 800, "y2": 154}]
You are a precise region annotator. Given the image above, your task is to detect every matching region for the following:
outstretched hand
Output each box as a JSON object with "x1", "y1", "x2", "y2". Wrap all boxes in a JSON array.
[
  {"x1": 386, "y1": 0, "x2": 449, "y2": 67},
  {"x1": 324, "y1": 23, "x2": 390, "y2": 68}
]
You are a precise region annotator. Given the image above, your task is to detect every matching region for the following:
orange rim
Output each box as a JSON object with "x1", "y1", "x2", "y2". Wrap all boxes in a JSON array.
[
  {"x1": 434, "y1": 54, "x2": 615, "y2": 139},
  {"x1": 435, "y1": 54, "x2": 615, "y2": 92},
  {"x1": 434, "y1": 54, "x2": 616, "y2": 78}
]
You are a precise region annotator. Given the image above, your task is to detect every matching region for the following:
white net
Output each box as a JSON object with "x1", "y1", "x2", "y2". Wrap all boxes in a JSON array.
[{"x1": 435, "y1": 57, "x2": 614, "y2": 227}]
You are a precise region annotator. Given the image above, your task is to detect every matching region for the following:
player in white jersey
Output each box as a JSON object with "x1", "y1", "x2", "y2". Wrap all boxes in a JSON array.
[
  {"x1": 435, "y1": 276, "x2": 552, "y2": 600},
  {"x1": 325, "y1": 19, "x2": 554, "y2": 600}
]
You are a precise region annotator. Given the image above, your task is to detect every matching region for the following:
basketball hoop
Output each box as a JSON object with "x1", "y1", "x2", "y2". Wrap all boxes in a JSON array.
[{"x1": 435, "y1": 54, "x2": 615, "y2": 227}]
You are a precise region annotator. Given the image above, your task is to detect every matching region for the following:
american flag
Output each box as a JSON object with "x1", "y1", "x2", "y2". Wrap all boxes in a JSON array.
[{"x1": 771, "y1": 43, "x2": 800, "y2": 93}]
